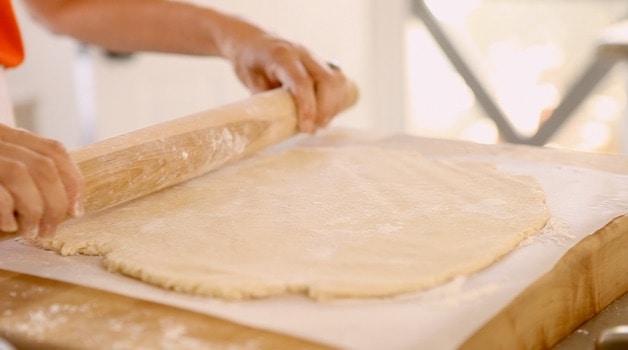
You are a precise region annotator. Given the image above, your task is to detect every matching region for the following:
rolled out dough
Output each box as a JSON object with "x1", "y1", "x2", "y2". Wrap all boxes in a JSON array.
[{"x1": 36, "y1": 146, "x2": 549, "y2": 300}]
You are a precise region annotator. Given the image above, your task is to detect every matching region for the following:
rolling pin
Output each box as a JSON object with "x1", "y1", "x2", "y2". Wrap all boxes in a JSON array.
[{"x1": 76, "y1": 83, "x2": 358, "y2": 214}]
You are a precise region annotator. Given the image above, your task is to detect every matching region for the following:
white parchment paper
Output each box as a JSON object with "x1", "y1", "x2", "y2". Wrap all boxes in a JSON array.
[{"x1": 1, "y1": 133, "x2": 627, "y2": 350}]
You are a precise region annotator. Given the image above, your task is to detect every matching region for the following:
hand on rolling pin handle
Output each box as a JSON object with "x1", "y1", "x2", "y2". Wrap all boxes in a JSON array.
[
  {"x1": 0, "y1": 124, "x2": 84, "y2": 238},
  {"x1": 22, "y1": 0, "x2": 355, "y2": 133},
  {"x1": 217, "y1": 21, "x2": 351, "y2": 134}
]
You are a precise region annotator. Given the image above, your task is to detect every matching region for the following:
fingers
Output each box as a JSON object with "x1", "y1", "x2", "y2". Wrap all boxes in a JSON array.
[
  {"x1": 232, "y1": 37, "x2": 350, "y2": 134},
  {"x1": 0, "y1": 125, "x2": 84, "y2": 239},
  {"x1": 0, "y1": 125, "x2": 84, "y2": 218},
  {"x1": 0, "y1": 185, "x2": 18, "y2": 232},
  {"x1": 267, "y1": 51, "x2": 318, "y2": 133},
  {"x1": 0, "y1": 155, "x2": 44, "y2": 238},
  {"x1": 299, "y1": 53, "x2": 347, "y2": 128},
  {"x1": 268, "y1": 46, "x2": 348, "y2": 134}
]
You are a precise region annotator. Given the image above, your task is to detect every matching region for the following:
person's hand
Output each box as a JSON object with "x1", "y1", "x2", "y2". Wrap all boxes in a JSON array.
[
  {"x1": 22, "y1": 1, "x2": 355, "y2": 131},
  {"x1": 0, "y1": 124, "x2": 84, "y2": 238},
  {"x1": 220, "y1": 24, "x2": 350, "y2": 133}
]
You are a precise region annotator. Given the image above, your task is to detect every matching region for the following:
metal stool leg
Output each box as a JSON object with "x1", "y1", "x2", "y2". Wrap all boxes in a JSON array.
[{"x1": 412, "y1": 0, "x2": 624, "y2": 146}]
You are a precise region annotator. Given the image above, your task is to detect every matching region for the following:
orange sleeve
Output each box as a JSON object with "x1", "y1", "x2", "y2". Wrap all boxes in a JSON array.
[{"x1": 0, "y1": 0, "x2": 25, "y2": 68}]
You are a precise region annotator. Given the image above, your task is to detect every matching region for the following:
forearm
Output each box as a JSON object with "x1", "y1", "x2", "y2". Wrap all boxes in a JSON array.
[
  {"x1": 21, "y1": 0, "x2": 353, "y2": 135},
  {"x1": 21, "y1": 0, "x2": 265, "y2": 58}
]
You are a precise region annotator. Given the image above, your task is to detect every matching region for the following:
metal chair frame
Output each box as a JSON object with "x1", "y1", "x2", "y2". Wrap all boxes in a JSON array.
[{"x1": 413, "y1": 0, "x2": 627, "y2": 146}]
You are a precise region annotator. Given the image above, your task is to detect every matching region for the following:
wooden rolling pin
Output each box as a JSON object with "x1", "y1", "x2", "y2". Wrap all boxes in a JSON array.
[{"x1": 76, "y1": 83, "x2": 358, "y2": 214}]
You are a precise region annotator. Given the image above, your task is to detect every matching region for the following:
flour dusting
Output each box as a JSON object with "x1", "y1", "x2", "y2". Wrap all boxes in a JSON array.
[
  {"x1": 519, "y1": 217, "x2": 573, "y2": 247},
  {"x1": 213, "y1": 128, "x2": 248, "y2": 155},
  {"x1": 1, "y1": 302, "x2": 262, "y2": 349},
  {"x1": 2, "y1": 303, "x2": 92, "y2": 341}
]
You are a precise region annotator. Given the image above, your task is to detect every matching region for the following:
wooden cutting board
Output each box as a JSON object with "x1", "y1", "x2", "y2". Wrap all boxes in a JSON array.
[
  {"x1": 1, "y1": 132, "x2": 627, "y2": 349},
  {"x1": 0, "y1": 270, "x2": 332, "y2": 350}
]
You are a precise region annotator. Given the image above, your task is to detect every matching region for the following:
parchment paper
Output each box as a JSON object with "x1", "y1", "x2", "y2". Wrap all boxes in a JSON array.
[{"x1": 1, "y1": 131, "x2": 627, "y2": 349}]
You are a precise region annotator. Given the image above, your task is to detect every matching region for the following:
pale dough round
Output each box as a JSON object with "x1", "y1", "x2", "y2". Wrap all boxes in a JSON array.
[{"x1": 38, "y1": 146, "x2": 549, "y2": 300}]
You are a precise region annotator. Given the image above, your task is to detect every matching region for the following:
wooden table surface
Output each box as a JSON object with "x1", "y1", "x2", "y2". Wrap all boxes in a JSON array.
[
  {"x1": 1, "y1": 133, "x2": 627, "y2": 349},
  {"x1": 0, "y1": 270, "x2": 331, "y2": 350}
]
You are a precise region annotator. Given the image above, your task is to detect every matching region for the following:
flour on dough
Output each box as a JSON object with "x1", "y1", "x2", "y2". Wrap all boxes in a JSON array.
[{"x1": 36, "y1": 147, "x2": 549, "y2": 300}]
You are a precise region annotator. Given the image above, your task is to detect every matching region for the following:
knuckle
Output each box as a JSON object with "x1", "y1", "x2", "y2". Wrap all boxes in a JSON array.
[
  {"x1": 269, "y1": 40, "x2": 298, "y2": 59},
  {"x1": 31, "y1": 156, "x2": 57, "y2": 177},
  {"x1": 12, "y1": 128, "x2": 31, "y2": 139},
  {"x1": 294, "y1": 74, "x2": 315, "y2": 89},
  {"x1": 322, "y1": 69, "x2": 345, "y2": 87},
  {"x1": 1, "y1": 160, "x2": 29, "y2": 179},
  {"x1": 42, "y1": 138, "x2": 68, "y2": 156}
]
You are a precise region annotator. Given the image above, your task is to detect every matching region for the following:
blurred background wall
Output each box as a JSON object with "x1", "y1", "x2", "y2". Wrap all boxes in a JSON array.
[{"x1": 6, "y1": 0, "x2": 628, "y2": 154}]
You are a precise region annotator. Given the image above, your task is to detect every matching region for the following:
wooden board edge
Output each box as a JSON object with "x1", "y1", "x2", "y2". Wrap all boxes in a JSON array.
[
  {"x1": 460, "y1": 214, "x2": 628, "y2": 350},
  {"x1": 0, "y1": 270, "x2": 335, "y2": 350}
]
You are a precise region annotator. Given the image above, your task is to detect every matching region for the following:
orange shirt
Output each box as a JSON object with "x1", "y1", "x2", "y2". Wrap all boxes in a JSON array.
[{"x1": 0, "y1": 0, "x2": 24, "y2": 68}]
